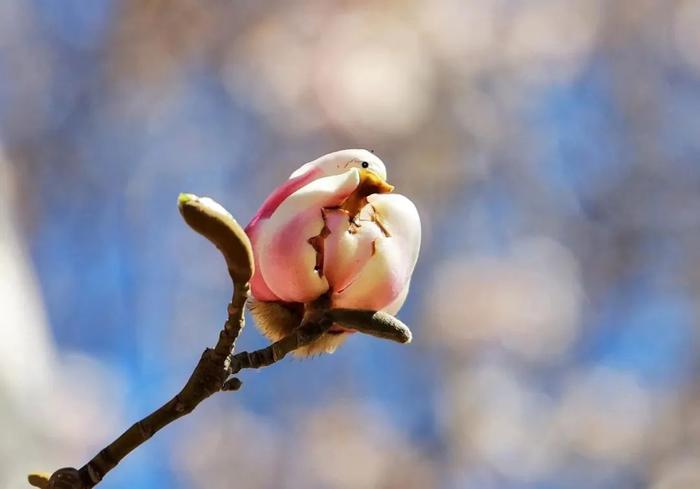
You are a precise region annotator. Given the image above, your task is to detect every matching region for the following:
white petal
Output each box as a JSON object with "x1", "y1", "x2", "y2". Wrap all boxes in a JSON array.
[
  {"x1": 331, "y1": 193, "x2": 421, "y2": 311},
  {"x1": 383, "y1": 280, "x2": 411, "y2": 315},
  {"x1": 323, "y1": 208, "x2": 383, "y2": 293},
  {"x1": 289, "y1": 161, "x2": 317, "y2": 179}
]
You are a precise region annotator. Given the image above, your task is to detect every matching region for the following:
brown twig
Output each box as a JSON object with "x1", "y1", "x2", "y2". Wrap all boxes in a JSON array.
[
  {"x1": 28, "y1": 194, "x2": 413, "y2": 489},
  {"x1": 77, "y1": 285, "x2": 249, "y2": 487},
  {"x1": 28, "y1": 194, "x2": 255, "y2": 489}
]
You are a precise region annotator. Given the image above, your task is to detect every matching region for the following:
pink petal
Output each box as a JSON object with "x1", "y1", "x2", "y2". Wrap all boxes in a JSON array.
[
  {"x1": 383, "y1": 280, "x2": 411, "y2": 315},
  {"x1": 256, "y1": 169, "x2": 361, "y2": 303},
  {"x1": 245, "y1": 224, "x2": 281, "y2": 301},
  {"x1": 330, "y1": 193, "x2": 421, "y2": 312},
  {"x1": 247, "y1": 166, "x2": 323, "y2": 227},
  {"x1": 245, "y1": 167, "x2": 323, "y2": 301}
]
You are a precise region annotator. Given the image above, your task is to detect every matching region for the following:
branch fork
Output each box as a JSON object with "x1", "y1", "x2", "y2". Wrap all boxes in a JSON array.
[{"x1": 28, "y1": 193, "x2": 412, "y2": 489}]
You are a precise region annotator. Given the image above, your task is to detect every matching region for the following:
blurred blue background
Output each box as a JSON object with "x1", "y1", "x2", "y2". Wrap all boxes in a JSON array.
[{"x1": 2, "y1": 1, "x2": 700, "y2": 488}]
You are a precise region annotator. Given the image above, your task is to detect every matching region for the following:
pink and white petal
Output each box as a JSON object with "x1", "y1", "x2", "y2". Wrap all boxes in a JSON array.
[
  {"x1": 257, "y1": 207, "x2": 328, "y2": 302},
  {"x1": 331, "y1": 193, "x2": 421, "y2": 311},
  {"x1": 245, "y1": 224, "x2": 280, "y2": 301},
  {"x1": 245, "y1": 167, "x2": 324, "y2": 301},
  {"x1": 246, "y1": 166, "x2": 322, "y2": 231},
  {"x1": 256, "y1": 169, "x2": 362, "y2": 303},
  {"x1": 289, "y1": 161, "x2": 318, "y2": 179},
  {"x1": 322, "y1": 209, "x2": 383, "y2": 293},
  {"x1": 366, "y1": 193, "x2": 422, "y2": 264},
  {"x1": 330, "y1": 236, "x2": 404, "y2": 310},
  {"x1": 383, "y1": 280, "x2": 411, "y2": 315}
]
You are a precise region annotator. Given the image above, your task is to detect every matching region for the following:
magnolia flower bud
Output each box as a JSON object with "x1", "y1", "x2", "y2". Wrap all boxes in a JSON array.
[{"x1": 245, "y1": 149, "x2": 421, "y2": 355}]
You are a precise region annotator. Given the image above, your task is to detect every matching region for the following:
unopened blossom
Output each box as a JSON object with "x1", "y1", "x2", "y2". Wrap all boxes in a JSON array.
[{"x1": 245, "y1": 149, "x2": 421, "y2": 355}]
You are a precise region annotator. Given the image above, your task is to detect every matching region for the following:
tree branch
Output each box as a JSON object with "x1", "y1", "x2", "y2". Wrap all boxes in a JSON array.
[
  {"x1": 28, "y1": 194, "x2": 413, "y2": 489},
  {"x1": 76, "y1": 280, "x2": 250, "y2": 488}
]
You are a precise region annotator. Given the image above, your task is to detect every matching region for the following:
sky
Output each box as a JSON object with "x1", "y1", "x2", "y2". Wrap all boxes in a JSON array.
[{"x1": 2, "y1": 1, "x2": 700, "y2": 488}]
